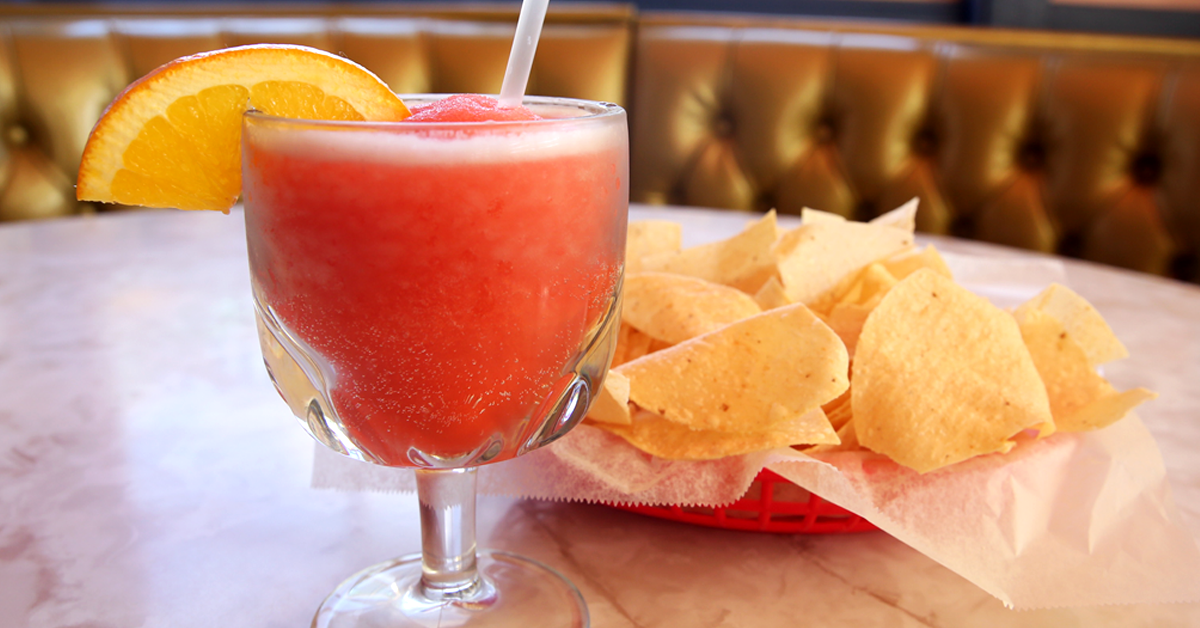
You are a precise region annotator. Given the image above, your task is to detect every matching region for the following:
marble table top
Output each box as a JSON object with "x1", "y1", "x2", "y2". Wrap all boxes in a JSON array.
[{"x1": 2, "y1": 205, "x2": 1198, "y2": 627}]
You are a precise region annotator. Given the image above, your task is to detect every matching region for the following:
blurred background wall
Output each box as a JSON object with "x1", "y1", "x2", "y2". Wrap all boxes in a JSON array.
[
  {"x1": 555, "y1": 0, "x2": 1200, "y2": 37},
  {"x1": 4, "y1": 0, "x2": 1197, "y2": 37},
  {"x1": 590, "y1": 0, "x2": 1200, "y2": 37}
]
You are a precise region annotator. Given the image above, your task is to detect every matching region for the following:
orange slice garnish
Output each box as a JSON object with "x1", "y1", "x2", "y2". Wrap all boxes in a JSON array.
[{"x1": 77, "y1": 44, "x2": 410, "y2": 212}]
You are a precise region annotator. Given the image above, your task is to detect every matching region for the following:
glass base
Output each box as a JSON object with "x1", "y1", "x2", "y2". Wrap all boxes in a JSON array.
[{"x1": 312, "y1": 550, "x2": 589, "y2": 628}]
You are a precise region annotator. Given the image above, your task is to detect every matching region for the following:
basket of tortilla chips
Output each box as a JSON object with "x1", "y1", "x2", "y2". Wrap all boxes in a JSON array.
[{"x1": 586, "y1": 200, "x2": 1155, "y2": 533}]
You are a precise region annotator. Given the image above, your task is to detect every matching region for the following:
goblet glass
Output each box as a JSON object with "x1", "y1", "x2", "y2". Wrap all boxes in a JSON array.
[{"x1": 240, "y1": 95, "x2": 628, "y2": 627}]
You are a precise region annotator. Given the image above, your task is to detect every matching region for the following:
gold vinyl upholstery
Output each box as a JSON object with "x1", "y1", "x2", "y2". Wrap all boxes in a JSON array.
[
  {"x1": 630, "y1": 15, "x2": 1200, "y2": 280},
  {"x1": 0, "y1": 5, "x2": 632, "y2": 221},
  {"x1": 2, "y1": 4, "x2": 1199, "y2": 281}
]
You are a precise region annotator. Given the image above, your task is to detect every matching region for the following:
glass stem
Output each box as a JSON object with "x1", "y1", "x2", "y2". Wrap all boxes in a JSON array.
[{"x1": 415, "y1": 467, "x2": 488, "y2": 602}]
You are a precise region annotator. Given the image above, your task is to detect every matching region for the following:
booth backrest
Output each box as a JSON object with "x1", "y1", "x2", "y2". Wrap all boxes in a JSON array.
[
  {"x1": 630, "y1": 14, "x2": 1200, "y2": 280},
  {"x1": 2, "y1": 4, "x2": 1198, "y2": 282},
  {"x1": 0, "y1": 4, "x2": 632, "y2": 221}
]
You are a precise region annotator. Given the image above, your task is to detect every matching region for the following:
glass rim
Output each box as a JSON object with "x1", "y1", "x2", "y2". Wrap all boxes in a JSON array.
[{"x1": 243, "y1": 93, "x2": 626, "y2": 130}]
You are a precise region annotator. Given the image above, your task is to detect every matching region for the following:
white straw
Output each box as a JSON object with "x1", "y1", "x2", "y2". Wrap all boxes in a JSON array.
[{"x1": 498, "y1": 0, "x2": 551, "y2": 108}]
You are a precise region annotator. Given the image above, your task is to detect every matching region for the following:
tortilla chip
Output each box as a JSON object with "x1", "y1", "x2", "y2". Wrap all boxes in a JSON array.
[
  {"x1": 801, "y1": 207, "x2": 847, "y2": 224},
  {"x1": 598, "y1": 407, "x2": 837, "y2": 461},
  {"x1": 753, "y1": 275, "x2": 792, "y2": 311},
  {"x1": 808, "y1": 417, "x2": 860, "y2": 454},
  {"x1": 612, "y1": 322, "x2": 658, "y2": 367},
  {"x1": 775, "y1": 219, "x2": 915, "y2": 306},
  {"x1": 870, "y1": 197, "x2": 919, "y2": 232},
  {"x1": 839, "y1": 263, "x2": 899, "y2": 308},
  {"x1": 815, "y1": 262, "x2": 900, "y2": 354},
  {"x1": 639, "y1": 211, "x2": 778, "y2": 294},
  {"x1": 617, "y1": 302, "x2": 848, "y2": 433},
  {"x1": 1014, "y1": 283, "x2": 1128, "y2": 367},
  {"x1": 823, "y1": 301, "x2": 874, "y2": 358},
  {"x1": 853, "y1": 269, "x2": 1053, "y2": 473},
  {"x1": 822, "y1": 388, "x2": 853, "y2": 432},
  {"x1": 1063, "y1": 388, "x2": 1158, "y2": 432},
  {"x1": 622, "y1": 272, "x2": 762, "y2": 345},
  {"x1": 586, "y1": 370, "x2": 632, "y2": 425},
  {"x1": 627, "y1": 220, "x2": 682, "y2": 273},
  {"x1": 880, "y1": 245, "x2": 953, "y2": 282},
  {"x1": 1017, "y1": 307, "x2": 1156, "y2": 432}
]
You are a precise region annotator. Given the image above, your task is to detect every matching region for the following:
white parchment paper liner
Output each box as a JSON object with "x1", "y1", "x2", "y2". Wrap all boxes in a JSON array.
[{"x1": 312, "y1": 253, "x2": 1200, "y2": 609}]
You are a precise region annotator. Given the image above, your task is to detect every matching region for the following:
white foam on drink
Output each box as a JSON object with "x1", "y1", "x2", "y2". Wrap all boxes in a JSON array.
[{"x1": 247, "y1": 110, "x2": 626, "y2": 166}]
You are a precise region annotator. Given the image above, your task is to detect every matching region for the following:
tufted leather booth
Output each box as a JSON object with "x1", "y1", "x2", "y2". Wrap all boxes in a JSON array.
[
  {"x1": 0, "y1": 3, "x2": 633, "y2": 221},
  {"x1": 630, "y1": 14, "x2": 1200, "y2": 281},
  {"x1": 2, "y1": 4, "x2": 1199, "y2": 282}
]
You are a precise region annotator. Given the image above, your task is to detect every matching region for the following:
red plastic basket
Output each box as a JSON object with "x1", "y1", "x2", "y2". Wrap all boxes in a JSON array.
[{"x1": 612, "y1": 469, "x2": 878, "y2": 534}]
